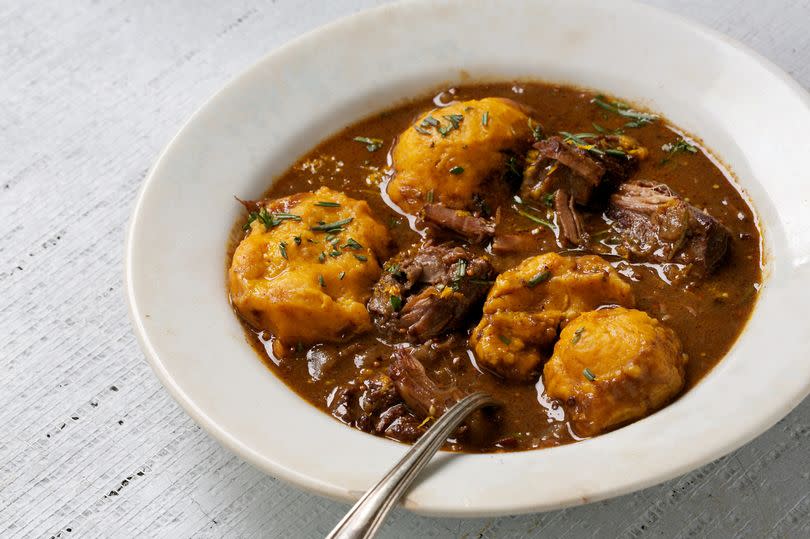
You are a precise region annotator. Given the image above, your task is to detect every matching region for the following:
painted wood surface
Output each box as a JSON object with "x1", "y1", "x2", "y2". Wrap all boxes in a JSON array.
[{"x1": 1, "y1": 1, "x2": 808, "y2": 537}]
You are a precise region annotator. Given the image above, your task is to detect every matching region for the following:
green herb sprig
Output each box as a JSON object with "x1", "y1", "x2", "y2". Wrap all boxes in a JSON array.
[
  {"x1": 526, "y1": 269, "x2": 551, "y2": 288},
  {"x1": 244, "y1": 208, "x2": 302, "y2": 231},
  {"x1": 591, "y1": 95, "x2": 658, "y2": 127},
  {"x1": 353, "y1": 136, "x2": 384, "y2": 152},
  {"x1": 661, "y1": 137, "x2": 698, "y2": 163},
  {"x1": 310, "y1": 217, "x2": 354, "y2": 232}
]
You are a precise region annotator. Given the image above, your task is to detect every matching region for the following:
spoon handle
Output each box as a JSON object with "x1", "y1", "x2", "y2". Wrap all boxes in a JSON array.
[{"x1": 325, "y1": 392, "x2": 494, "y2": 539}]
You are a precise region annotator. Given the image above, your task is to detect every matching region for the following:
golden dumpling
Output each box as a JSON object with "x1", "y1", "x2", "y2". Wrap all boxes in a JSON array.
[
  {"x1": 470, "y1": 252, "x2": 634, "y2": 380},
  {"x1": 387, "y1": 97, "x2": 535, "y2": 213},
  {"x1": 229, "y1": 186, "x2": 391, "y2": 354},
  {"x1": 544, "y1": 307, "x2": 687, "y2": 437}
]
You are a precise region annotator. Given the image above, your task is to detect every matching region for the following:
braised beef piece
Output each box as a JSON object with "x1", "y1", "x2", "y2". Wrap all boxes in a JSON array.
[
  {"x1": 529, "y1": 136, "x2": 606, "y2": 203},
  {"x1": 388, "y1": 348, "x2": 464, "y2": 418},
  {"x1": 554, "y1": 189, "x2": 586, "y2": 247},
  {"x1": 388, "y1": 348, "x2": 499, "y2": 443},
  {"x1": 417, "y1": 203, "x2": 495, "y2": 244},
  {"x1": 368, "y1": 242, "x2": 494, "y2": 341},
  {"x1": 521, "y1": 135, "x2": 644, "y2": 246},
  {"x1": 608, "y1": 180, "x2": 731, "y2": 274},
  {"x1": 491, "y1": 233, "x2": 539, "y2": 255},
  {"x1": 327, "y1": 373, "x2": 426, "y2": 442}
]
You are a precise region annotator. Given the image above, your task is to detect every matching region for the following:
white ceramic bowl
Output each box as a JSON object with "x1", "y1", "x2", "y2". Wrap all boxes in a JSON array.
[{"x1": 126, "y1": 0, "x2": 810, "y2": 516}]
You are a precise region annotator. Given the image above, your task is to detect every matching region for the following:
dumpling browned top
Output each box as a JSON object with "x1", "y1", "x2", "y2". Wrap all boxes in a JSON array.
[
  {"x1": 229, "y1": 186, "x2": 391, "y2": 354},
  {"x1": 470, "y1": 252, "x2": 635, "y2": 381},
  {"x1": 387, "y1": 97, "x2": 535, "y2": 213},
  {"x1": 543, "y1": 307, "x2": 687, "y2": 437}
]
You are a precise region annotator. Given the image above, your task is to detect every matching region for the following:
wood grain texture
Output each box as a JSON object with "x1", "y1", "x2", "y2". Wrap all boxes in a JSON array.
[{"x1": 1, "y1": 1, "x2": 808, "y2": 537}]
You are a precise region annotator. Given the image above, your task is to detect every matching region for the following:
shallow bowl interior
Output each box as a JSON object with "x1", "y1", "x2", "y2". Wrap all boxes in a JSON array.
[{"x1": 126, "y1": 0, "x2": 810, "y2": 516}]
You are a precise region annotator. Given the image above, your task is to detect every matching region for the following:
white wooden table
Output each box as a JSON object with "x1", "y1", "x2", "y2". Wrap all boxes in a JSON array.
[{"x1": 1, "y1": 1, "x2": 808, "y2": 537}]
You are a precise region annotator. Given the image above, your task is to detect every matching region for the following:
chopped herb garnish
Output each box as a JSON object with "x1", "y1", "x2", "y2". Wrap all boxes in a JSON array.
[
  {"x1": 414, "y1": 125, "x2": 431, "y2": 135},
  {"x1": 427, "y1": 190, "x2": 434, "y2": 203},
  {"x1": 353, "y1": 136, "x2": 384, "y2": 152},
  {"x1": 444, "y1": 114, "x2": 463, "y2": 128},
  {"x1": 591, "y1": 95, "x2": 658, "y2": 127},
  {"x1": 499, "y1": 335, "x2": 512, "y2": 345},
  {"x1": 559, "y1": 131, "x2": 606, "y2": 156},
  {"x1": 327, "y1": 236, "x2": 340, "y2": 246},
  {"x1": 571, "y1": 326, "x2": 585, "y2": 344},
  {"x1": 390, "y1": 295, "x2": 403, "y2": 311},
  {"x1": 526, "y1": 269, "x2": 551, "y2": 288},
  {"x1": 528, "y1": 119, "x2": 544, "y2": 141},
  {"x1": 505, "y1": 155, "x2": 523, "y2": 181},
  {"x1": 449, "y1": 165, "x2": 464, "y2": 175},
  {"x1": 310, "y1": 217, "x2": 354, "y2": 231},
  {"x1": 343, "y1": 238, "x2": 363, "y2": 250},
  {"x1": 244, "y1": 208, "x2": 302, "y2": 230},
  {"x1": 543, "y1": 192, "x2": 556, "y2": 207},
  {"x1": 279, "y1": 241, "x2": 288, "y2": 260},
  {"x1": 272, "y1": 212, "x2": 303, "y2": 221},
  {"x1": 592, "y1": 122, "x2": 623, "y2": 135},
  {"x1": 661, "y1": 137, "x2": 698, "y2": 163},
  {"x1": 481, "y1": 111, "x2": 489, "y2": 126},
  {"x1": 314, "y1": 201, "x2": 341, "y2": 207},
  {"x1": 318, "y1": 274, "x2": 326, "y2": 287},
  {"x1": 386, "y1": 263, "x2": 400, "y2": 274},
  {"x1": 451, "y1": 259, "x2": 467, "y2": 291},
  {"x1": 354, "y1": 254, "x2": 368, "y2": 262},
  {"x1": 293, "y1": 236, "x2": 302, "y2": 245},
  {"x1": 559, "y1": 131, "x2": 598, "y2": 144},
  {"x1": 329, "y1": 250, "x2": 341, "y2": 258},
  {"x1": 318, "y1": 252, "x2": 326, "y2": 263},
  {"x1": 605, "y1": 148, "x2": 628, "y2": 157},
  {"x1": 456, "y1": 259, "x2": 467, "y2": 280},
  {"x1": 338, "y1": 271, "x2": 346, "y2": 280},
  {"x1": 515, "y1": 208, "x2": 554, "y2": 230},
  {"x1": 583, "y1": 367, "x2": 597, "y2": 381},
  {"x1": 421, "y1": 115, "x2": 439, "y2": 127},
  {"x1": 242, "y1": 216, "x2": 255, "y2": 231}
]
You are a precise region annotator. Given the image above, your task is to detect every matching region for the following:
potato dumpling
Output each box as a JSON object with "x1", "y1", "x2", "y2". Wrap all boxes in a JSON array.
[
  {"x1": 387, "y1": 97, "x2": 535, "y2": 213},
  {"x1": 544, "y1": 307, "x2": 687, "y2": 437},
  {"x1": 470, "y1": 252, "x2": 634, "y2": 380},
  {"x1": 229, "y1": 186, "x2": 391, "y2": 353}
]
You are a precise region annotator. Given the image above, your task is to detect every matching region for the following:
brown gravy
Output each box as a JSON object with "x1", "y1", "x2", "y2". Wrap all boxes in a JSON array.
[{"x1": 229, "y1": 81, "x2": 761, "y2": 452}]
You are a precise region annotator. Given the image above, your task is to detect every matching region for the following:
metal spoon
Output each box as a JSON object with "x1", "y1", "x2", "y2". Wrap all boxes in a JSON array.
[{"x1": 326, "y1": 392, "x2": 495, "y2": 539}]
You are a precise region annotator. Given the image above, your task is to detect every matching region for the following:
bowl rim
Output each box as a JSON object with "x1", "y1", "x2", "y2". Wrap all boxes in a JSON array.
[{"x1": 126, "y1": 0, "x2": 810, "y2": 516}]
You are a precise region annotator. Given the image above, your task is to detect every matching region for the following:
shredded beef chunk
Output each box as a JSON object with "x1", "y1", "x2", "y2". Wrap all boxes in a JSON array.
[
  {"x1": 388, "y1": 348, "x2": 498, "y2": 443},
  {"x1": 528, "y1": 136, "x2": 606, "y2": 202},
  {"x1": 388, "y1": 348, "x2": 463, "y2": 418},
  {"x1": 418, "y1": 203, "x2": 495, "y2": 244},
  {"x1": 491, "y1": 233, "x2": 539, "y2": 255},
  {"x1": 327, "y1": 373, "x2": 426, "y2": 442},
  {"x1": 608, "y1": 180, "x2": 731, "y2": 274},
  {"x1": 554, "y1": 189, "x2": 586, "y2": 246},
  {"x1": 368, "y1": 242, "x2": 494, "y2": 341},
  {"x1": 521, "y1": 135, "x2": 648, "y2": 246}
]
